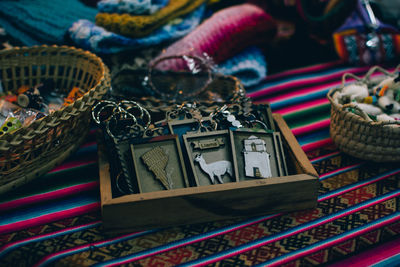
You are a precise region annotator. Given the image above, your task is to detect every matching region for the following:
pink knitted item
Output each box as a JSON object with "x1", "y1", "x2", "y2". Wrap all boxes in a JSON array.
[{"x1": 151, "y1": 3, "x2": 277, "y2": 70}]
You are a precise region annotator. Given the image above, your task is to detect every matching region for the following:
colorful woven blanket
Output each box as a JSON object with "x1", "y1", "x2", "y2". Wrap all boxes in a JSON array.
[
  {"x1": 96, "y1": 0, "x2": 206, "y2": 38},
  {"x1": 69, "y1": 4, "x2": 205, "y2": 54},
  {"x1": 1, "y1": 61, "x2": 399, "y2": 266}
]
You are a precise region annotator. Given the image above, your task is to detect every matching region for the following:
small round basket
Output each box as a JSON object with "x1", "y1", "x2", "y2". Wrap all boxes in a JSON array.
[
  {"x1": 0, "y1": 45, "x2": 110, "y2": 193},
  {"x1": 327, "y1": 66, "x2": 400, "y2": 162}
]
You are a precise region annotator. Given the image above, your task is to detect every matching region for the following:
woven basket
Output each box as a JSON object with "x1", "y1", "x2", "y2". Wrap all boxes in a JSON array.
[
  {"x1": 0, "y1": 45, "x2": 110, "y2": 193},
  {"x1": 327, "y1": 66, "x2": 400, "y2": 162}
]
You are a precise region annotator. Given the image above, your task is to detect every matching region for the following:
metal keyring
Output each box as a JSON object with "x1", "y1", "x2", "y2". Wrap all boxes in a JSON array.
[
  {"x1": 141, "y1": 107, "x2": 151, "y2": 129},
  {"x1": 118, "y1": 100, "x2": 144, "y2": 118},
  {"x1": 118, "y1": 100, "x2": 151, "y2": 130},
  {"x1": 106, "y1": 110, "x2": 138, "y2": 140},
  {"x1": 92, "y1": 100, "x2": 119, "y2": 125}
]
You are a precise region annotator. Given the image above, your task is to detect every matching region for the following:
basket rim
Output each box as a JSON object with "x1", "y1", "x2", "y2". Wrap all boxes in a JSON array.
[
  {"x1": 327, "y1": 86, "x2": 400, "y2": 130},
  {"x1": 0, "y1": 45, "x2": 108, "y2": 141}
]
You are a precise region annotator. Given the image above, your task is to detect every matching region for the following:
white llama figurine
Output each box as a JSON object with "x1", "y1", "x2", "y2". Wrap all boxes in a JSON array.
[{"x1": 194, "y1": 154, "x2": 232, "y2": 184}]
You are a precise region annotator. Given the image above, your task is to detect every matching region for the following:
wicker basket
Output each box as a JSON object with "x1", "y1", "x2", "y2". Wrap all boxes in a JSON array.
[
  {"x1": 327, "y1": 66, "x2": 400, "y2": 162},
  {"x1": 0, "y1": 45, "x2": 110, "y2": 193}
]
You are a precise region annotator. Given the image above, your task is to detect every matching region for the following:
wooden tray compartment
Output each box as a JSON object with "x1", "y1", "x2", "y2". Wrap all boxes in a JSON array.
[{"x1": 98, "y1": 113, "x2": 319, "y2": 233}]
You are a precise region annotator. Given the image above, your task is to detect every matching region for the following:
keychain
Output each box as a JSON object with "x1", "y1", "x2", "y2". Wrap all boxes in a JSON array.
[{"x1": 92, "y1": 100, "x2": 153, "y2": 194}]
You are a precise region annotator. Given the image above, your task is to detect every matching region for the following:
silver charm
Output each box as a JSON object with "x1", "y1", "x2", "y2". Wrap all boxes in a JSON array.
[
  {"x1": 194, "y1": 154, "x2": 233, "y2": 184},
  {"x1": 243, "y1": 135, "x2": 272, "y2": 178},
  {"x1": 210, "y1": 104, "x2": 243, "y2": 129}
]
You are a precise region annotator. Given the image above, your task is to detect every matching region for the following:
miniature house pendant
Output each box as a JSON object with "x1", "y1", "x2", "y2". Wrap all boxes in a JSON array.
[{"x1": 243, "y1": 135, "x2": 272, "y2": 178}]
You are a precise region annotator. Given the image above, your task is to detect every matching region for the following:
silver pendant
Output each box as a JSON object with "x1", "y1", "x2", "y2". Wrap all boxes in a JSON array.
[
  {"x1": 194, "y1": 154, "x2": 233, "y2": 184},
  {"x1": 243, "y1": 135, "x2": 272, "y2": 178},
  {"x1": 183, "y1": 130, "x2": 238, "y2": 186}
]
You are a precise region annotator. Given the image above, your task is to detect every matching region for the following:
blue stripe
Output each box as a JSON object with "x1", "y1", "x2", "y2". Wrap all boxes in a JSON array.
[
  {"x1": 255, "y1": 212, "x2": 400, "y2": 267},
  {"x1": 0, "y1": 193, "x2": 99, "y2": 227},
  {"x1": 248, "y1": 66, "x2": 353, "y2": 93},
  {"x1": 371, "y1": 252, "x2": 400, "y2": 267},
  {"x1": 320, "y1": 169, "x2": 400, "y2": 201},
  {"x1": 320, "y1": 164, "x2": 363, "y2": 181},
  {"x1": 297, "y1": 129, "x2": 330, "y2": 146},
  {"x1": 39, "y1": 230, "x2": 156, "y2": 267},
  {"x1": 310, "y1": 151, "x2": 341, "y2": 164},
  {"x1": 64, "y1": 144, "x2": 97, "y2": 162},
  {"x1": 93, "y1": 214, "x2": 277, "y2": 267},
  {"x1": 178, "y1": 190, "x2": 400, "y2": 266},
  {"x1": 33, "y1": 166, "x2": 399, "y2": 267},
  {"x1": 270, "y1": 90, "x2": 331, "y2": 110},
  {"x1": 96, "y1": 167, "x2": 400, "y2": 266},
  {"x1": 0, "y1": 222, "x2": 101, "y2": 258}
]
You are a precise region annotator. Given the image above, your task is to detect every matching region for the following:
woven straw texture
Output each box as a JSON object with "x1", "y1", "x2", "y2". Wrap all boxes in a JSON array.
[
  {"x1": 327, "y1": 66, "x2": 400, "y2": 162},
  {"x1": 0, "y1": 45, "x2": 110, "y2": 193}
]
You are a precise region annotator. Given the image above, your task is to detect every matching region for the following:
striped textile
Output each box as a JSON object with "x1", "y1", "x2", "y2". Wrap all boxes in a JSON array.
[{"x1": 1, "y1": 60, "x2": 400, "y2": 266}]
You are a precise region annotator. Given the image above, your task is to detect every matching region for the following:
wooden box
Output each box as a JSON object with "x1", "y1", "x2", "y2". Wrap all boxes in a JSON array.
[{"x1": 98, "y1": 114, "x2": 319, "y2": 233}]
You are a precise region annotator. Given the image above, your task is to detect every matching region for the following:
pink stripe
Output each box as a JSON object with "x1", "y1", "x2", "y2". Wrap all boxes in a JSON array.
[
  {"x1": 49, "y1": 159, "x2": 96, "y2": 174},
  {"x1": 249, "y1": 76, "x2": 338, "y2": 99},
  {"x1": 256, "y1": 70, "x2": 394, "y2": 103},
  {"x1": 0, "y1": 181, "x2": 99, "y2": 212},
  {"x1": 109, "y1": 162, "x2": 388, "y2": 265},
  {"x1": 249, "y1": 66, "x2": 368, "y2": 99},
  {"x1": 264, "y1": 60, "x2": 344, "y2": 81},
  {"x1": 194, "y1": 192, "x2": 400, "y2": 266},
  {"x1": 277, "y1": 98, "x2": 329, "y2": 116},
  {"x1": 46, "y1": 141, "x2": 96, "y2": 174},
  {"x1": 319, "y1": 163, "x2": 362, "y2": 179},
  {"x1": 264, "y1": 81, "x2": 340, "y2": 104},
  {"x1": 109, "y1": 214, "x2": 282, "y2": 266},
  {"x1": 80, "y1": 141, "x2": 96, "y2": 149},
  {"x1": 0, "y1": 203, "x2": 100, "y2": 235},
  {"x1": 34, "y1": 231, "x2": 145, "y2": 267},
  {"x1": 328, "y1": 235, "x2": 400, "y2": 267},
  {"x1": 268, "y1": 214, "x2": 400, "y2": 267},
  {"x1": 0, "y1": 221, "x2": 101, "y2": 253},
  {"x1": 301, "y1": 138, "x2": 333, "y2": 153},
  {"x1": 291, "y1": 119, "x2": 330, "y2": 136},
  {"x1": 104, "y1": 166, "x2": 395, "y2": 266},
  {"x1": 310, "y1": 151, "x2": 341, "y2": 163},
  {"x1": 318, "y1": 170, "x2": 400, "y2": 202}
]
